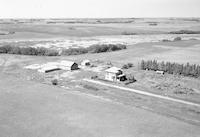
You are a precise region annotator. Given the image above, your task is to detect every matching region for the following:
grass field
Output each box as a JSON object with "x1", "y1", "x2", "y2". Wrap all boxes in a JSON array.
[
  {"x1": 1, "y1": 73, "x2": 200, "y2": 137},
  {"x1": 0, "y1": 18, "x2": 200, "y2": 136}
]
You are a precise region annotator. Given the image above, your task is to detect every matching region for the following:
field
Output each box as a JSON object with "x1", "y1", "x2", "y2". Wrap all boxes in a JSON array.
[
  {"x1": 1, "y1": 72, "x2": 200, "y2": 137},
  {"x1": 1, "y1": 18, "x2": 200, "y2": 40},
  {"x1": 0, "y1": 18, "x2": 200, "y2": 136}
]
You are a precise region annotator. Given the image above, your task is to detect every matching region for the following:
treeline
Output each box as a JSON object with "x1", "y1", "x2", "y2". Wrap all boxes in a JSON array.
[
  {"x1": 141, "y1": 60, "x2": 200, "y2": 78},
  {"x1": 169, "y1": 30, "x2": 200, "y2": 34},
  {"x1": 121, "y1": 31, "x2": 137, "y2": 35},
  {"x1": 0, "y1": 45, "x2": 59, "y2": 56},
  {"x1": 0, "y1": 44, "x2": 126, "y2": 56},
  {"x1": 61, "y1": 44, "x2": 126, "y2": 55},
  {"x1": 162, "y1": 37, "x2": 182, "y2": 42}
]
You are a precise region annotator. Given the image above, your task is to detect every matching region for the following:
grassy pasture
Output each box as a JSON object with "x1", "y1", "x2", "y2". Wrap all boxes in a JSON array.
[{"x1": 1, "y1": 18, "x2": 200, "y2": 132}]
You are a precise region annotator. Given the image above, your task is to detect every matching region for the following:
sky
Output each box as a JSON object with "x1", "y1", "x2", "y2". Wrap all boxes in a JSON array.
[{"x1": 0, "y1": 0, "x2": 200, "y2": 18}]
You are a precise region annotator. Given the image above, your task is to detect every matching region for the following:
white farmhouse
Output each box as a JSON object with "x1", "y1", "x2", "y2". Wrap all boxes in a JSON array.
[{"x1": 105, "y1": 67, "x2": 126, "y2": 82}]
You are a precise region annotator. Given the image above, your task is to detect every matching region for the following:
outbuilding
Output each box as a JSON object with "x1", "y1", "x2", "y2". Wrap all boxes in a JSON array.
[
  {"x1": 59, "y1": 60, "x2": 79, "y2": 70},
  {"x1": 105, "y1": 67, "x2": 126, "y2": 82},
  {"x1": 156, "y1": 70, "x2": 164, "y2": 75},
  {"x1": 37, "y1": 61, "x2": 78, "y2": 73},
  {"x1": 81, "y1": 60, "x2": 91, "y2": 66},
  {"x1": 38, "y1": 62, "x2": 60, "y2": 73}
]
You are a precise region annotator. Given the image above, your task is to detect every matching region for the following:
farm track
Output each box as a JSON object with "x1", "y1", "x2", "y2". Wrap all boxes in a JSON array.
[{"x1": 83, "y1": 78, "x2": 200, "y2": 107}]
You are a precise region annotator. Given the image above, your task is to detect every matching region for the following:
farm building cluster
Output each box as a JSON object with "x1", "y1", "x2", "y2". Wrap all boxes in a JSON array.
[
  {"x1": 24, "y1": 59, "x2": 128, "y2": 83},
  {"x1": 25, "y1": 60, "x2": 79, "y2": 73}
]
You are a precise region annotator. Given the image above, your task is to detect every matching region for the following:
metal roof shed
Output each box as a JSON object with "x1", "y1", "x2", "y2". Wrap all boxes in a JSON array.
[
  {"x1": 81, "y1": 60, "x2": 91, "y2": 66},
  {"x1": 38, "y1": 65, "x2": 60, "y2": 73}
]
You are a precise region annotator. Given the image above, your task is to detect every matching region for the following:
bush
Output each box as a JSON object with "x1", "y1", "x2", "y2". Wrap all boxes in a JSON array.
[
  {"x1": 19, "y1": 47, "x2": 37, "y2": 55},
  {"x1": 0, "y1": 44, "x2": 126, "y2": 56},
  {"x1": 127, "y1": 74, "x2": 137, "y2": 82},
  {"x1": 122, "y1": 63, "x2": 133, "y2": 69},
  {"x1": 61, "y1": 44, "x2": 126, "y2": 55},
  {"x1": 9, "y1": 46, "x2": 22, "y2": 54},
  {"x1": 162, "y1": 39, "x2": 171, "y2": 42},
  {"x1": 122, "y1": 64, "x2": 129, "y2": 69},
  {"x1": 173, "y1": 37, "x2": 182, "y2": 41},
  {"x1": 61, "y1": 47, "x2": 88, "y2": 55},
  {"x1": 149, "y1": 23, "x2": 157, "y2": 26},
  {"x1": 91, "y1": 75, "x2": 98, "y2": 79},
  {"x1": 125, "y1": 74, "x2": 137, "y2": 85},
  {"x1": 169, "y1": 30, "x2": 200, "y2": 34},
  {"x1": 0, "y1": 45, "x2": 60, "y2": 56},
  {"x1": 122, "y1": 31, "x2": 137, "y2": 35},
  {"x1": 36, "y1": 47, "x2": 48, "y2": 55},
  {"x1": 127, "y1": 63, "x2": 133, "y2": 68},
  {"x1": 90, "y1": 64, "x2": 97, "y2": 67},
  {"x1": 44, "y1": 49, "x2": 59, "y2": 56},
  {"x1": 51, "y1": 79, "x2": 58, "y2": 85}
]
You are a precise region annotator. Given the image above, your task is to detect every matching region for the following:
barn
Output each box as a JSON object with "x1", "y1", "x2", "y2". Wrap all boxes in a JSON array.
[
  {"x1": 37, "y1": 61, "x2": 78, "y2": 73},
  {"x1": 59, "y1": 60, "x2": 79, "y2": 70}
]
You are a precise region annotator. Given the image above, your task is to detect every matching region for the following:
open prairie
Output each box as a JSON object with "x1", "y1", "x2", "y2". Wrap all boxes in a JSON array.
[
  {"x1": 1, "y1": 18, "x2": 200, "y2": 137},
  {"x1": 0, "y1": 18, "x2": 200, "y2": 40}
]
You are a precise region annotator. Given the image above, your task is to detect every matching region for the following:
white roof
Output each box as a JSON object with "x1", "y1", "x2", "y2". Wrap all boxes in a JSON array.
[
  {"x1": 59, "y1": 60, "x2": 76, "y2": 67},
  {"x1": 156, "y1": 70, "x2": 164, "y2": 72},
  {"x1": 82, "y1": 60, "x2": 90, "y2": 63},
  {"x1": 105, "y1": 67, "x2": 122, "y2": 73},
  {"x1": 117, "y1": 74, "x2": 126, "y2": 77}
]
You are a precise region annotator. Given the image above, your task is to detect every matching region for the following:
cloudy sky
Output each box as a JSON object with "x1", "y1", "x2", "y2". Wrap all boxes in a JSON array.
[{"x1": 0, "y1": 0, "x2": 199, "y2": 18}]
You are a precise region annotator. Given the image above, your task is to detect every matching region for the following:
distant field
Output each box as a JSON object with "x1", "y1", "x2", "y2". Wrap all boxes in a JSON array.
[
  {"x1": 1, "y1": 18, "x2": 200, "y2": 137},
  {"x1": 0, "y1": 18, "x2": 200, "y2": 65},
  {"x1": 1, "y1": 34, "x2": 200, "y2": 50},
  {"x1": 0, "y1": 18, "x2": 200, "y2": 40},
  {"x1": 1, "y1": 39, "x2": 200, "y2": 65},
  {"x1": 59, "y1": 40, "x2": 200, "y2": 65}
]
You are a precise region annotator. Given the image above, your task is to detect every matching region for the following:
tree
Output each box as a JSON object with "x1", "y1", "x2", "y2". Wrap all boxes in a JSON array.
[
  {"x1": 159, "y1": 61, "x2": 166, "y2": 71},
  {"x1": 174, "y1": 37, "x2": 182, "y2": 41},
  {"x1": 152, "y1": 60, "x2": 158, "y2": 70},
  {"x1": 141, "y1": 60, "x2": 145, "y2": 70},
  {"x1": 127, "y1": 74, "x2": 136, "y2": 83},
  {"x1": 140, "y1": 60, "x2": 200, "y2": 78},
  {"x1": 184, "y1": 63, "x2": 191, "y2": 76}
]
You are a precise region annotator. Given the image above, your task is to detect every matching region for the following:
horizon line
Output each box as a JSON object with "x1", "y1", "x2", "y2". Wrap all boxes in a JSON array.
[{"x1": 0, "y1": 17, "x2": 200, "y2": 19}]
